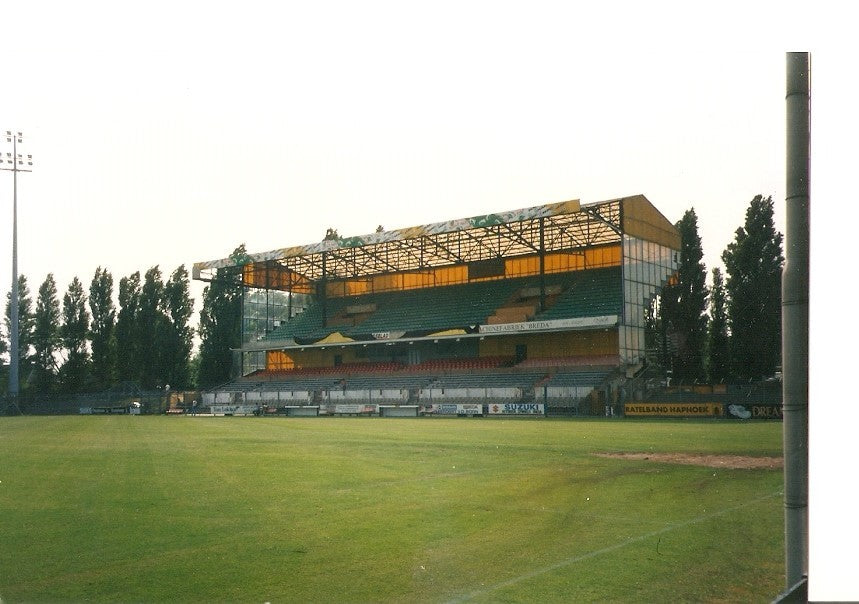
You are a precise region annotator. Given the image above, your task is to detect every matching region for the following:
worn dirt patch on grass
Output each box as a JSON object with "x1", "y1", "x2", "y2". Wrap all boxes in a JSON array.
[{"x1": 594, "y1": 452, "x2": 783, "y2": 470}]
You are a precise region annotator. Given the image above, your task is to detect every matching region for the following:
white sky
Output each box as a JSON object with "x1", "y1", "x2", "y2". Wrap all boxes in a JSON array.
[{"x1": 1, "y1": 1, "x2": 856, "y2": 599}]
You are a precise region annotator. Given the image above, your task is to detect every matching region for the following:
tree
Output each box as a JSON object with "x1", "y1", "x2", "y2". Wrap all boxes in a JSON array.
[
  {"x1": 706, "y1": 267, "x2": 730, "y2": 383},
  {"x1": 89, "y1": 267, "x2": 117, "y2": 390},
  {"x1": 643, "y1": 294, "x2": 668, "y2": 369},
  {"x1": 31, "y1": 274, "x2": 62, "y2": 392},
  {"x1": 4, "y1": 274, "x2": 35, "y2": 387},
  {"x1": 162, "y1": 265, "x2": 194, "y2": 389},
  {"x1": 188, "y1": 352, "x2": 201, "y2": 390},
  {"x1": 722, "y1": 194, "x2": 784, "y2": 381},
  {"x1": 659, "y1": 208, "x2": 709, "y2": 382},
  {"x1": 198, "y1": 245, "x2": 245, "y2": 389},
  {"x1": 137, "y1": 267, "x2": 167, "y2": 389},
  {"x1": 59, "y1": 277, "x2": 90, "y2": 392},
  {"x1": 115, "y1": 272, "x2": 141, "y2": 384}
]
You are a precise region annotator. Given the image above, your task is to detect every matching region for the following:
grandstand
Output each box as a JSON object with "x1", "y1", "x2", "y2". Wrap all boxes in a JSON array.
[{"x1": 193, "y1": 194, "x2": 679, "y2": 416}]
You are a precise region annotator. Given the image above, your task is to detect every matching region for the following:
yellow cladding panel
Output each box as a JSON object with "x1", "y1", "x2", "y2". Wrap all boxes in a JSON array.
[
  {"x1": 402, "y1": 272, "x2": 435, "y2": 289},
  {"x1": 622, "y1": 195, "x2": 681, "y2": 250},
  {"x1": 326, "y1": 265, "x2": 469, "y2": 297},
  {"x1": 266, "y1": 350, "x2": 294, "y2": 371},
  {"x1": 584, "y1": 244, "x2": 622, "y2": 266},
  {"x1": 243, "y1": 264, "x2": 315, "y2": 294},
  {"x1": 322, "y1": 243, "x2": 622, "y2": 299},
  {"x1": 346, "y1": 280, "x2": 371, "y2": 296},
  {"x1": 435, "y1": 265, "x2": 467, "y2": 285},
  {"x1": 506, "y1": 256, "x2": 539, "y2": 276},
  {"x1": 285, "y1": 347, "x2": 362, "y2": 369},
  {"x1": 478, "y1": 330, "x2": 618, "y2": 358}
]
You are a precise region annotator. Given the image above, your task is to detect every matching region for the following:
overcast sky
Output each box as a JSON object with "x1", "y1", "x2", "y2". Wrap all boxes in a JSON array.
[
  {"x1": 1, "y1": 2, "x2": 855, "y2": 598},
  {"x1": 3, "y1": 1, "x2": 841, "y2": 304}
]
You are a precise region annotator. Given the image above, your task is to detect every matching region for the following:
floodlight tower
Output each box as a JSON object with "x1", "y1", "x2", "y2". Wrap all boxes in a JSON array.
[{"x1": 1, "y1": 131, "x2": 33, "y2": 399}]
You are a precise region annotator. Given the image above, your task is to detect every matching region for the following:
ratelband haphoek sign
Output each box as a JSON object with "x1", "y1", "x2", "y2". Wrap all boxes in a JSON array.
[{"x1": 624, "y1": 403, "x2": 724, "y2": 417}]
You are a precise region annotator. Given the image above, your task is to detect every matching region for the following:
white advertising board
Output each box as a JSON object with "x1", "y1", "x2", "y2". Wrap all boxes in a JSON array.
[
  {"x1": 424, "y1": 403, "x2": 484, "y2": 416},
  {"x1": 487, "y1": 403, "x2": 545, "y2": 415}
]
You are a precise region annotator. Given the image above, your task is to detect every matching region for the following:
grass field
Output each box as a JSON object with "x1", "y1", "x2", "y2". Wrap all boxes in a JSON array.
[{"x1": 0, "y1": 416, "x2": 784, "y2": 603}]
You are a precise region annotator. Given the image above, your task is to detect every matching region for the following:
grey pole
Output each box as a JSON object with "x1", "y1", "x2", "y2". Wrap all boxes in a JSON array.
[
  {"x1": 783, "y1": 52, "x2": 810, "y2": 590},
  {"x1": 10, "y1": 134, "x2": 19, "y2": 398},
  {"x1": 3, "y1": 131, "x2": 31, "y2": 401}
]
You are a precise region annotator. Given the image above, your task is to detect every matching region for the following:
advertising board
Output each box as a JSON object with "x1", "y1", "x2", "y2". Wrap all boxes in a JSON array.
[
  {"x1": 624, "y1": 403, "x2": 724, "y2": 417},
  {"x1": 487, "y1": 403, "x2": 545, "y2": 415},
  {"x1": 424, "y1": 404, "x2": 484, "y2": 416}
]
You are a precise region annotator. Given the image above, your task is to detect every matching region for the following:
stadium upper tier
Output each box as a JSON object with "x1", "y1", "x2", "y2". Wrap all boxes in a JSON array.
[{"x1": 260, "y1": 266, "x2": 621, "y2": 344}]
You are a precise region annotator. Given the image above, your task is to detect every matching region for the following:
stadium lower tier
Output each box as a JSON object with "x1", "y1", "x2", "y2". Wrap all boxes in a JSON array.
[{"x1": 203, "y1": 355, "x2": 622, "y2": 415}]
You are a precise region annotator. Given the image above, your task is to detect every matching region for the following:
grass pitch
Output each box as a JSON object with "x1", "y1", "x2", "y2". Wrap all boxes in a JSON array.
[{"x1": 0, "y1": 416, "x2": 784, "y2": 603}]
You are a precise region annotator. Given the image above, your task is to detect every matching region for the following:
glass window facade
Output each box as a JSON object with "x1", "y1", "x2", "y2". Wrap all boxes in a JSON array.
[
  {"x1": 242, "y1": 289, "x2": 311, "y2": 374},
  {"x1": 620, "y1": 235, "x2": 677, "y2": 365}
]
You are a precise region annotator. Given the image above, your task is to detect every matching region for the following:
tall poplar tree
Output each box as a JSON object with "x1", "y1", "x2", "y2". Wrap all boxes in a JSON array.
[
  {"x1": 115, "y1": 272, "x2": 141, "y2": 384},
  {"x1": 137, "y1": 267, "x2": 167, "y2": 389},
  {"x1": 162, "y1": 265, "x2": 194, "y2": 389},
  {"x1": 706, "y1": 267, "x2": 730, "y2": 383},
  {"x1": 4, "y1": 275, "x2": 35, "y2": 388},
  {"x1": 722, "y1": 195, "x2": 784, "y2": 381},
  {"x1": 60, "y1": 277, "x2": 90, "y2": 393},
  {"x1": 198, "y1": 245, "x2": 246, "y2": 389},
  {"x1": 658, "y1": 208, "x2": 709, "y2": 382},
  {"x1": 32, "y1": 274, "x2": 61, "y2": 392},
  {"x1": 89, "y1": 267, "x2": 117, "y2": 390}
]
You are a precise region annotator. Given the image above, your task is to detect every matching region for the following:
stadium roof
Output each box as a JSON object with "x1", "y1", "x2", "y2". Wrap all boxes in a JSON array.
[{"x1": 192, "y1": 194, "x2": 679, "y2": 287}]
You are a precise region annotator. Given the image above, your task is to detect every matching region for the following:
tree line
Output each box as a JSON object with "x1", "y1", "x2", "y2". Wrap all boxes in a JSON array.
[
  {"x1": 2, "y1": 195, "x2": 784, "y2": 397},
  {"x1": 0, "y1": 244, "x2": 250, "y2": 397},
  {"x1": 2, "y1": 265, "x2": 198, "y2": 395},
  {"x1": 651, "y1": 194, "x2": 784, "y2": 384}
]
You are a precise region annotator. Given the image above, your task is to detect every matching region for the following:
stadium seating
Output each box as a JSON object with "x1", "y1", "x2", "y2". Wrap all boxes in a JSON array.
[
  {"x1": 535, "y1": 266, "x2": 622, "y2": 321},
  {"x1": 407, "y1": 356, "x2": 514, "y2": 372},
  {"x1": 261, "y1": 266, "x2": 621, "y2": 346},
  {"x1": 515, "y1": 354, "x2": 620, "y2": 369},
  {"x1": 346, "y1": 279, "x2": 520, "y2": 336},
  {"x1": 206, "y1": 359, "x2": 617, "y2": 412},
  {"x1": 210, "y1": 266, "x2": 625, "y2": 413}
]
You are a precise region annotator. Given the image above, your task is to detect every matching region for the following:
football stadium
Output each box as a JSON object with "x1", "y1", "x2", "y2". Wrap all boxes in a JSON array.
[
  {"x1": 192, "y1": 194, "x2": 683, "y2": 418},
  {"x1": 0, "y1": 194, "x2": 793, "y2": 602}
]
